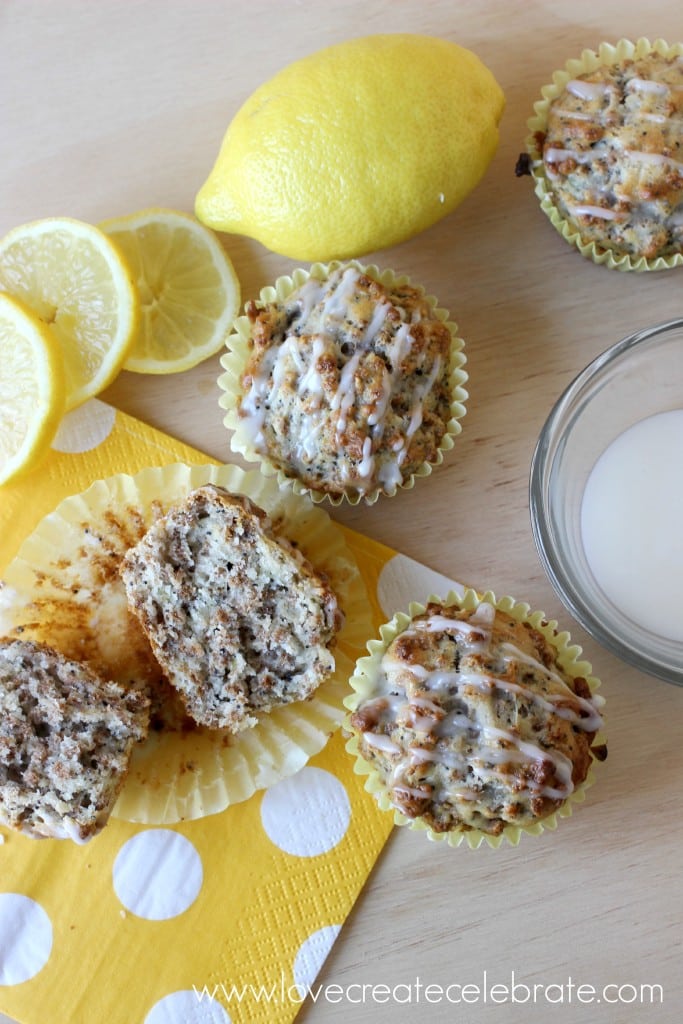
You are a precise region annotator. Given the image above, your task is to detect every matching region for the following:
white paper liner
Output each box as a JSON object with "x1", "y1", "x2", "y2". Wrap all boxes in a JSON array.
[
  {"x1": 0, "y1": 463, "x2": 372, "y2": 824},
  {"x1": 526, "y1": 37, "x2": 683, "y2": 272},
  {"x1": 218, "y1": 259, "x2": 468, "y2": 505},
  {"x1": 344, "y1": 588, "x2": 606, "y2": 850}
]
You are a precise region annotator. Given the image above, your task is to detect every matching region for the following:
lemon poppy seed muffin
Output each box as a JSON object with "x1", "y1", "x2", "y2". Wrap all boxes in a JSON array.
[
  {"x1": 539, "y1": 51, "x2": 683, "y2": 260},
  {"x1": 237, "y1": 263, "x2": 458, "y2": 499},
  {"x1": 349, "y1": 600, "x2": 605, "y2": 837},
  {"x1": 0, "y1": 638, "x2": 150, "y2": 843},
  {"x1": 120, "y1": 484, "x2": 343, "y2": 732}
]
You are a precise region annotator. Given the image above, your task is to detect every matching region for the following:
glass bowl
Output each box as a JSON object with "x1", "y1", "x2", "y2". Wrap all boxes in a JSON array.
[{"x1": 529, "y1": 317, "x2": 683, "y2": 686}]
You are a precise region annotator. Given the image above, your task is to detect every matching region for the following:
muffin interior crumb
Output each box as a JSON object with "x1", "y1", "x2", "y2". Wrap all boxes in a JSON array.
[
  {"x1": 0, "y1": 639, "x2": 150, "y2": 843},
  {"x1": 120, "y1": 485, "x2": 343, "y2": 732}
]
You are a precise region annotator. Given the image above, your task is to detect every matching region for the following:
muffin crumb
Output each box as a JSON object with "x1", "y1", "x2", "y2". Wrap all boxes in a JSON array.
[
  {"x1": 0, "y1": 638, "x2": 149, "y2": 843},
  {"x1": 120, "y1": 485, "x2": 342, "y2": 731}
]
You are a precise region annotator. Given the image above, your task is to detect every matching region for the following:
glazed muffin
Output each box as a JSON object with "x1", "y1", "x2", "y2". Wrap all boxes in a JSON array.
[
  {"x1": 346, "y1": 595, "x2": 605, "y2": 842},
  {"x1": 120, "y1": 484, "x2": 343, "y2": 732},
  {"x1": 0, "y1": 638, "x2": 150, "y2": 843},
  {"x1": 523, "y1": 39, "x2": 683, "y2": 268},
  {"x1": 224, "y1": 261, "x2": 467, "y2": 502}
]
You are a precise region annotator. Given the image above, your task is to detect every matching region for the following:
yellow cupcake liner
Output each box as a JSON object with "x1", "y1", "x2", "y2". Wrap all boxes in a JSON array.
[
  {"x1": 218, "y1": 259, "x2": 468, "y2": 505},
  {"x1": 344, "y1": 587, "x2": 606, "y2": 849},
  {"x1": 0, "y1": 463, "x2": 372, "y2": 824},
  {"x1": 526, "y1": 37, "x2": 683, "y2": 272}
]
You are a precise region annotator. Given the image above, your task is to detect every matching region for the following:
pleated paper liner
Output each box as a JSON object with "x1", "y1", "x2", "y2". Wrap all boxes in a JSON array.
[
  {"x1": 218, "y1": 259, "x2": 468, "y2": 506},
  {"x1": 344, "y1": 588, "x2": 606, "y2": 849},
  {"x1": 526, "y1": 37, "x2": 683, "y2": 272},
  {"x1": 0, "y1": 463, "x2": 372, "y2": 824}
]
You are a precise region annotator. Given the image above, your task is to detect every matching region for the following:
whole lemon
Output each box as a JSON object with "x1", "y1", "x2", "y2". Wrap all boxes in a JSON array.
[{"x1": 195, "y1": 34, "x2": 505, "y2": 261}]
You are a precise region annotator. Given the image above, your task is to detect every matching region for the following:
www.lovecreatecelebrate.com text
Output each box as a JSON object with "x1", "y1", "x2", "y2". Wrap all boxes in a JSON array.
[{"x1": 193, "y1": 971, "x2": 664, "y2": 1009}]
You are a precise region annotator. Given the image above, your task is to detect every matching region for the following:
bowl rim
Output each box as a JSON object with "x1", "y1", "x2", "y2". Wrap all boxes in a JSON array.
[{"x1": 529, "y1": 315, "x2": 683, "y2": 686}]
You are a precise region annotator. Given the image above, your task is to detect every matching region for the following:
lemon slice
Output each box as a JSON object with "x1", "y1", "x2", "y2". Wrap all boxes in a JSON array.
[
  {"x1": 0, "y1": 217, "x2": 138, "y2": 410},
  {"x1": 0, "y1": 293, "x2": 66, "y2": 486},
  {"x1": 100, "y1": 208, "x2": 241, "y2": 373}
]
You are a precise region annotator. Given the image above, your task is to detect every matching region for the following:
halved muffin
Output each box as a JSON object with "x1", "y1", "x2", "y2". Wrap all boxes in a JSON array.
[
  {"x1": 120, "y1": 484, "x2": 342, "y2": 731},
  {"x1": 0, "y1": 638, "x2": 149, "y2": 843}
]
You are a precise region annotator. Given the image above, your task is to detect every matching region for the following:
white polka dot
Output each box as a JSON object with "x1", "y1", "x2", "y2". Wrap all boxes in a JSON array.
[
  {"x1": 51, "y1": 398, "x2": 116, "y2": 452},
  {"x1": 377, "y1": 553, "x2": 464, "y2": 619},
  {"x1": 0, "y1": 894, "x2": 52, "y2": 985},
  {"x1": 113, "y1": 830, "x2": 203, "y2": 920},
  {"x1": 260, "y1": 767, "x2": 351, "y2": 857},
  {"x1": 144, "y1": 989, "x2": 231, "y2": 1024},
  {"x1": 293, "y1": 924, "x2": 342, "y2": 993}
]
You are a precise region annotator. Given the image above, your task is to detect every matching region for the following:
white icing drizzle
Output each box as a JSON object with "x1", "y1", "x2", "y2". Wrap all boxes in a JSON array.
[
  {"x1": 406, "y1": 356, "x2": 442, "y2": 438},
  {"x1": 297, "y1": 416, "x2": 325, "y2": 461},
  {"x1": 499, "y1": 641, "x2": 567, "y2": 688},
  {"x1": 434, "y1": 708, "x2": 474, "y2": 737},
  {"x1": 376, "y1": 458, "x2": 404, "y2": 491},
  {"x1": 357, "y1": 436, "x2": 374, "y2": 481},
  {"x1": 458, "y1": 668, "x2": 603, "y2": 733},
  {"x1": 409, "y1": 695, "x2": 445, "y2": 715},
  {"x1": 297, "y1": 335, "x2": 327, "y2": 397},
  {"x1": 545, "y1": 62, "x2": 683, "y2": 249},
  {"x1": 626, "y1": 149, "x2": 683, "y2": 172},
  {"x1": 566, "y1": 79, "x2": 609, "y2": 101},
  {"x1": 544, "y1": 146, "x2": 595, "y2": 164},
  {"x1": 499, "y1": 641, "x2": 605, "y2": 730},
  {"x1": 296, "y1": 266, "x2": 359, "y2": 323},
  {"x1": 240, "y1": 264, "x2": 445, "y2": 492},
  {"x1": 407, "y1": 745, "x2": 465, "y2": 769},
  {"x1": 362, "y1": 732, "x2": 402, "y2": 755},
  {"x1": 391, "y1": 321, "x2": 415, "y2": 369},
  {"x1": 295, "y1": 277, "x2": 327, "y2": 321},
  {"x1": 422, "y1": 669, "x2": 463, "y2": 692},
  {"x1": 367, "y1": 372, "x2": 393, "y2": 427},
  {"x1": 358, "y1": 606, "x2": 604, "y2": 818},
  {"x1": 331, "y1": 349, "x2": 363, "y2": 438},
  {"x1": 566, "y1": 203, "x2": 623, "y2": 220},
  {"x1": 470, "y1": 601, "x2": 496, "y2": 627},
  {"x1": 361, "y1": 299, "x2": 391, "y2": 344},
  {"x1": 551, "y1": 107, "x2": 599, "y2": 122},
  {"x1": 477, "y1": 725, "x2": 575, "y2": 799},
  {"x1": 37, "y1": 815, "x2": 92, "y2": 844},
  {"x1": 409, "y1": 613, "x2": 488, "y2": 635},
  {"x1": 627, "y1": 77, "x2": 670, "y2": 95},
  {"x1": 377, "y1": 651, "x2": 430, "y2": 682},
  {"x1": 392, "y1": 783, "x2": 430, "y2": 803}
]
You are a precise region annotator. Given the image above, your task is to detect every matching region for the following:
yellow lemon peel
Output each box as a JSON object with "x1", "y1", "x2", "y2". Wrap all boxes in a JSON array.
[{"x1": 196, "y1": 34, "x2": 505, "y2": 261}]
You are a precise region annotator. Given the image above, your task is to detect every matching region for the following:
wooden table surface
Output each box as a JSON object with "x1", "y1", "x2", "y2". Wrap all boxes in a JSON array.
[{"x1": 3, "y1": 2, "x2": 683, "y2": 1022}]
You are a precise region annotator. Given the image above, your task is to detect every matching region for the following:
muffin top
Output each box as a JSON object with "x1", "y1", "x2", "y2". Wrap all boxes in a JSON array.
[
  {"x1": 349, "y1": 601, "x2": 604, "y2": 836},
  {"x1": 238, "y1": 264, "x2": 454, "y2": 498},
  {"x1": 540, "y1": 53, "x2": 683, "y2": 259}
]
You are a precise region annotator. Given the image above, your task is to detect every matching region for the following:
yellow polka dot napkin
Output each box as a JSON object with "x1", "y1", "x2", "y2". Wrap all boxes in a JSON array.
[{"x1": 0, "y1": 400, "x2": 451, "y2": 1024}]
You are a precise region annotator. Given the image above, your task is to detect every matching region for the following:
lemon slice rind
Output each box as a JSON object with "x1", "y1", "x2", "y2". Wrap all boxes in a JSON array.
[
  {"x1": 0, "y1": 217, "x2": 139, "y2": 411},
  {"x1": 100, "y1": 208, "x2": 241, "y2": 374},
  {"x1": 0, "y1": 293, "x2": 66, "y2": 486}
]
